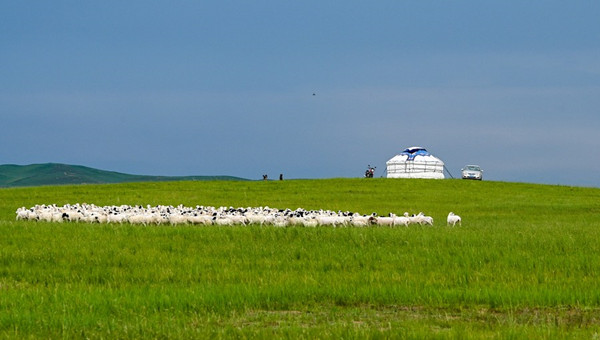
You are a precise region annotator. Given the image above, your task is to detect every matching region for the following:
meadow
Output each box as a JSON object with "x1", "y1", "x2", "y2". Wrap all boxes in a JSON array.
[{"x1": 1, "y1": 178, "x2": 600, "y2": 339}]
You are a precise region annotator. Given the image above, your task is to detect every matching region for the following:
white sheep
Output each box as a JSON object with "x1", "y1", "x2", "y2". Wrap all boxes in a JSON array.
[
  {"x1": 390, "y1": 213, "x2": 409, "y2": 227},
  {"x1": 374, "y1": 216, "x2": 395, "y2": 226},
  {"x1": 316, "y1": 215, "x2": 339, "y2": 226},
  {"x1": 107, "y1": 212, "x2": 128, "y2": 224},
  {"x1": 168, "y1": 214, "x2": 188, "y2": 225},
  {"x1": 128, "y1": 213, "x2": 149, "y2": 225},
  {"x1": 16, "y1": 203, "x2": 447, "y2": 230},
  {"x1": 411, "y1": 212, "x2": 433, "y2": 226},
  {"x1": 187, "y1": 214, "x2": 213, "y2": 225},
  {"x1": 447, "y1": 212, "x2": 462, "y2": 226},
  {"x1": 213, "y1": 216, "x2": 234, "y2": 226},
  {"x1": 227, "y1": 215, "x2": 248, "y2": 226},
  {"x1": 349, "y1": 214, "x2": 371, "y2": 227},
  {"x1": 421, "y1": 215, "x2": 434, "y2": 226},
  {"x1": 301, "y1": 217, "x2": 319, "y2": 227},
  {"x1": 15, "y1": 207, "x2": 31, "y2": 220},
  {"x1": 405, "y1": 212, "x2": 421, "y2": 225}
]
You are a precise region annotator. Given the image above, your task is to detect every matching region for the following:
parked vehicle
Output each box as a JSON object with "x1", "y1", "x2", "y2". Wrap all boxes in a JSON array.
[
  {"x1": 461, "y1": 165, "x2": 483, "y2": 180},
  {"x1": 365, "y1": 165, "x2": 376, "y2": 178}
]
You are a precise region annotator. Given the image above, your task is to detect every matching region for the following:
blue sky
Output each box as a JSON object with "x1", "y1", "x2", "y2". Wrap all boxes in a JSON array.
[{"x1": 2, "y1": 1, "x2": 599, "y2": 186}]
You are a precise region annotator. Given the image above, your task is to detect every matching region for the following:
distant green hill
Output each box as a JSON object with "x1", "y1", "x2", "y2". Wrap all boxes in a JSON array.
[{"x1": 0, "y1": 163, "x2": 248, "y2": 187}]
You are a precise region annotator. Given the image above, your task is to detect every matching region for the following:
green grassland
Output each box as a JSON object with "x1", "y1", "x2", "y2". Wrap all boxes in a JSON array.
[{"x1": 1, "y1": 178, "x2": 600, "y2": 339}]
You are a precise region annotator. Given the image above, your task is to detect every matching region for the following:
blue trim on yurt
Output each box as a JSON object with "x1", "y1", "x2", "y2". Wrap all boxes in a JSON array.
[{"x1": 401, "y1": 147, "x2": 430, "y2": 161}]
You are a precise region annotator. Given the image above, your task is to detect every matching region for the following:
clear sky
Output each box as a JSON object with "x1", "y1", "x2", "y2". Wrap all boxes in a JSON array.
[{"x1": 2, "y1": 1, "x2": 599, "y2": 186}]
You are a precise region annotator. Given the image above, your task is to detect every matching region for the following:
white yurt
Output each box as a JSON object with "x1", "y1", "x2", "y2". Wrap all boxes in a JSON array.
[{"x1": 386, "y1": 146, "x2": 445, "y2": 179}]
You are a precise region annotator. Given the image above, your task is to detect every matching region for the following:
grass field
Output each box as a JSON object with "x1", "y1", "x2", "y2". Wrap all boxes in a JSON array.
[{"x1": 1, "y1": 178, "x2": 600, "y2": 338}]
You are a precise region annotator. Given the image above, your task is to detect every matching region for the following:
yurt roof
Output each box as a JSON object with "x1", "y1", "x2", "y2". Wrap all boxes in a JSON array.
[{"x1": 387, "y1": 147, "x2": 444, "y2": 164}]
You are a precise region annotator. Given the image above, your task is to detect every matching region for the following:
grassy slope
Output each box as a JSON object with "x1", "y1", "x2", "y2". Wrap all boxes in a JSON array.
[
  {"x1": 0, "y1": 163, "x2": 247, "y2": 187},
  {"x1": 1, "y1": 179, "x2": 600, "y2": 338}
]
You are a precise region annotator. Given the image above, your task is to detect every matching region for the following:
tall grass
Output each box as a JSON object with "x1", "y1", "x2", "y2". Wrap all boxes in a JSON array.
[{"x1": 1, "y1": 179, "x2": 600, "y2": 338}]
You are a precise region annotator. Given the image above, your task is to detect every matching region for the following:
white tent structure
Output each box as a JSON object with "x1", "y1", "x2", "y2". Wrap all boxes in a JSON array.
[{"x1": 386, "y1": 147, "x2": 445, "y2": 179}]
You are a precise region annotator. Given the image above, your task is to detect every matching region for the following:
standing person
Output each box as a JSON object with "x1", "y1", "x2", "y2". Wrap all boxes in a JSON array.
[{"x1": 279, "y1": 174, "x2": 283, "y2": 181}]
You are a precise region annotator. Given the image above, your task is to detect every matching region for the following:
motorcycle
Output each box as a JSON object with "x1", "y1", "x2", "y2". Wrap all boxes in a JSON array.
[{"x1": 365, "y1": 165, "x2": 376, "y2": 178}]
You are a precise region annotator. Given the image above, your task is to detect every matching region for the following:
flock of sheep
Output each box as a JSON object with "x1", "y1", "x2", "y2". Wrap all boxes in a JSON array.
[{"x1": 16, "y1": 203, "x2": 462, "y2": 227}]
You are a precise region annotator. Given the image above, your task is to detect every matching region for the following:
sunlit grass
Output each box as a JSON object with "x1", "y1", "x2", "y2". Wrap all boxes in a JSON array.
[{"x1": 1, "y1": 179, "x2": 600, "y2": 338}]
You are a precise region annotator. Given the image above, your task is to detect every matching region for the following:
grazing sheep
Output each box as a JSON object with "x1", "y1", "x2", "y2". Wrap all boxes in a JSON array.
[
  {"x1": 16, "y1": 203, "x2": 442, "y2": 230},
  {"x1": 390, "y1": 213, "x2": 410, "y2": 227},
  {"x1": 405, "y1": 212, "x2": 421, "y2": 225},
  {"x1": 447, "y1": 212, "x2": 462, "y2": 226},
  {"x1": 410, "y1": 212, "x2": 433, "y2": 226},
  {"x1": 107, "y1": 212, "x2": 127, "y2": 224},
  {"x1": 349, "y1": 214, "x2": 371, "y2": 227},
  {"x1": 287, "y1": 216, "x2": 306, "y2": 226},
  {"x1": 15, "y1": 207, "x2": 32, "y2": 220},
  {"x1": 316, "y1": 215, "x2": 339, "y2": 227},
  {"x1": 301, "y1": 217, "x2": 319, "y2": 227},
  {"x1": 421, "y1": 215, "x2": 434, "y2": 226},
  {"x1": 168, "y1": 214, "x2": 188, "y2": 225},
  {"x1": 374, "y1": 216, "x2": 395, "y2": 227},
  {"x1": 187, "y1": 214, "x2": 213, "y2": 225},
  {"x1": 227, "y1": 215, "x2": 247, "y2": 226},
  {"x1": 272, "y1": 215, "x2": 289, "y2": 227},
  {"x1": 213, "y1": 215, "x2": 234, "y2": 226}
]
